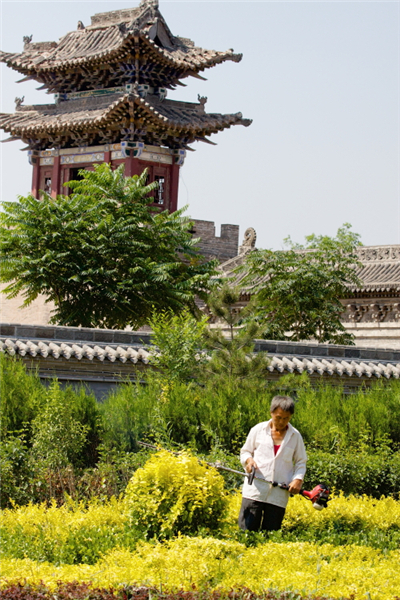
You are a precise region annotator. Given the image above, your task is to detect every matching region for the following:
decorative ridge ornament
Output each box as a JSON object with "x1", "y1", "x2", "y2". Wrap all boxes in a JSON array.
[
  {"x1": 14, "y1": 96, "x2": 24, "y2": 108},
  {"x1": 239, "y1": 227, "x2": 257, "y2": 255},
  {"x1": 23, "y1": 35, "x2": 32, "y2": 49}
]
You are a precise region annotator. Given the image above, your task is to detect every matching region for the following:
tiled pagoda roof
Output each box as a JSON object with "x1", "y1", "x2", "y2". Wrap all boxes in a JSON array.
[
  {"x1": 0, "y1": 91, "x2": 251, "y2": 150},
  {"x1": 0, "y1": 0, "x2": 242, "y2": 92}
]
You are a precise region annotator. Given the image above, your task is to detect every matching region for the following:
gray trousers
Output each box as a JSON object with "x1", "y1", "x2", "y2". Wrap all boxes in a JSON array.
[{"x1": 238, "y1": 497, "x2": 286, "y2": 532}]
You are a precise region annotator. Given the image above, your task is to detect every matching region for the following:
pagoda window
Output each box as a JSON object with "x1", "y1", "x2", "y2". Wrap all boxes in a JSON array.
[
  {"x1": 70, "y1": 168, "x2": 87, "y2": 182},
  {"x1": 44, "y1": 177, "x2": 52, "y2": 195},
  {"x1": 39, "y1": 168, "x2": 53, "y2": 198},
  {"x1": 154, "y1": 175, "x2": 165, "y2": 205}
]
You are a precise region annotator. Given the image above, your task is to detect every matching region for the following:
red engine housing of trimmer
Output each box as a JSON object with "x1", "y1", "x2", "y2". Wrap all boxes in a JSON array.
[{"x1": 300, "y1": 484, "x2": 330, "y2": 510}]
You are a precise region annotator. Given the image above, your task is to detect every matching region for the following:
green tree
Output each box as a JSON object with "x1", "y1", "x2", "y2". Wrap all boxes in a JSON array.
[
  {"x1": 202, "y1": 284, "x2": 270, "y2": 384},
  {"x1": 31, "y1": 381, "x2": 88, "y2": 470},
  {"x1": 0, "y1": 164, "x2": 216, "y2": 329},
  {"x1": 238, "y1": 224, "x2": 362, "y2": 344},
  {"x1": 148, "y1": 308, "x2": 208, "y2": 383}
]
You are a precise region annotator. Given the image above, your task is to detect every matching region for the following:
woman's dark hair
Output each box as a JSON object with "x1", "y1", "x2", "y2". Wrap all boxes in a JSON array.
[{"x1": 270, "y1": 395, "x2": 295, "y2": 415}]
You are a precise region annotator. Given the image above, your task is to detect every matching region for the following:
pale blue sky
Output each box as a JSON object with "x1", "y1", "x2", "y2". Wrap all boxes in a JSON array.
[{"x1": 1, "y1": 1, "x2": 399, "y2": 249}]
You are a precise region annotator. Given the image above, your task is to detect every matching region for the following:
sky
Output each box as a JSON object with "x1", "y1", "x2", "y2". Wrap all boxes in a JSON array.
[{"x1": 0, "y1": 0, "x2": 399, "y2": 250}]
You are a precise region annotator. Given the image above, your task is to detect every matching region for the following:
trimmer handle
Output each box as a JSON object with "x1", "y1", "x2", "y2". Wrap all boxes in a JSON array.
[{"x1": 248, "y1": 465, "x2": 256, "y2": 485}]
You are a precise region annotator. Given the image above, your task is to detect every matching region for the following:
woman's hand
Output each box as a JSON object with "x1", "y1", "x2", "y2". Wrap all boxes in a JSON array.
[
  {"x1": 245, "y1": 457, "x2": 257, "y2": 473},
  {"x1": 288, "y1": 478, "x2": 303, "y2": 494}
]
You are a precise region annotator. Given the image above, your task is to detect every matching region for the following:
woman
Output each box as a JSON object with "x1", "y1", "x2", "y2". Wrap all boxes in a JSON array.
[{"x1": 238, "y1": 395, "x2": 307, "y2": 532}]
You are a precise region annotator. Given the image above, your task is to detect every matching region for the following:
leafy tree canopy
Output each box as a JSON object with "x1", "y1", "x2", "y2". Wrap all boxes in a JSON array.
[
  {"x1": 237, "y1": 224, "x2": 362, "y2": 345},
  {"x1": 0, "y1": 164, "x2": 217, "y2": 329}
]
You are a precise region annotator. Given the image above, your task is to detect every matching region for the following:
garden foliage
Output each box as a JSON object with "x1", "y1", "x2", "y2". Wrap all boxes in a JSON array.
[
  {"x1": 2, "y1": 353, "x2": 400, "y2": 506},
  {"x1": 2, "y1": 535, "x2": 400, "y2": 599},
  {"x1": 124, "y1": 450, "x2": 228, "y2": 539},
  {"x1": 2, "y1": 490, "x2": 400, "y2": 600}
]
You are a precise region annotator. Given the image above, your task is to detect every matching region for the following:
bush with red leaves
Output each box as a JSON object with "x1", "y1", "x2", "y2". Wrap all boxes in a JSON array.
[{"x1": 0, "y1": 582, "x2": 359, "y2": 600}]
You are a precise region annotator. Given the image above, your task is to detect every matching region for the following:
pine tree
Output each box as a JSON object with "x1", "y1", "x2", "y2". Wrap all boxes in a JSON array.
[{"x1": 201, "y1": 284, "x2": 270, "y2": 385}]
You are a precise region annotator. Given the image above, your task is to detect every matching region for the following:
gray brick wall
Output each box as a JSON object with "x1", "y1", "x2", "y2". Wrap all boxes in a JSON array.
[{"x1": 192, "y1": 220, "x2": 239, "y2": 262}]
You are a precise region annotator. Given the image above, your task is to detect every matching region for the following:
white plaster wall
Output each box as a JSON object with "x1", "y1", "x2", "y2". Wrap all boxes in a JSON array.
[
  {"x1": 0, "y1": 284, "x2": 55, "y2": 325},
  {"x1": 343, "y1": 321, "x2": 400, "y2": 350}
]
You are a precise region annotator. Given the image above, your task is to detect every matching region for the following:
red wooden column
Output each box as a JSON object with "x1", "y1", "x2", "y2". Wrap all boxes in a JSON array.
[
  {"x1": 51, "y1": 155, "x2": 61, "y2": 198},
  {"x1": 31, "y1": 162, "x2": 40, "y2": 199},
  {"x1": 169, "y1": 163, "x2": 180, "y2": 212},
  {"x1": 104, "y1": 150, "x2": 111, "y2": 165},
  {"x1": 124, "y1": 156, "x2": 142, "y2": 177}
]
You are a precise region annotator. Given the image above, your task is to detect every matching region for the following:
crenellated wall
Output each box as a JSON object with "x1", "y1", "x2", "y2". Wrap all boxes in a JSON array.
[{"x1": 192, "y1": 220, "x2": 239, "y2": 262}]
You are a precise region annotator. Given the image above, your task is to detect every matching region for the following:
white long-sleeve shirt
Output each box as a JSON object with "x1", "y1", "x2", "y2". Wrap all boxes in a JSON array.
[{"x1": 240, "y1": 420, "x2": 307, "y2": 508}]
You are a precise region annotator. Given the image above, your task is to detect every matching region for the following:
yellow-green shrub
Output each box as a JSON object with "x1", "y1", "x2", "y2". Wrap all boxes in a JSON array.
[
  {"x1": 2, "y1": 537, "x2": 400, "y2": 600},
  {"x1": 0, "y1": 497, "x2": 129, "y2": 564},
  {"x1": 226, "y1": 490, "x2": 400, "y2": 533},
  {"x1": 124, "y1": 450, "x2": 227, "y2": 539}
]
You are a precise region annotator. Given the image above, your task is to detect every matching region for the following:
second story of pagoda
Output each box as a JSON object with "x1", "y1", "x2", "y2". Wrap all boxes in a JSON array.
[{"x1": 0, "y1": 0, "x2": 251, "y2": 210}]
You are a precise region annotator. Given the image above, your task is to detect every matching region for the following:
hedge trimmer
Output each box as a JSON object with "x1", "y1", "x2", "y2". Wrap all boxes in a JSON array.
[{"x1": 137, "y1": 441, "x2": 331, "y2": 510}]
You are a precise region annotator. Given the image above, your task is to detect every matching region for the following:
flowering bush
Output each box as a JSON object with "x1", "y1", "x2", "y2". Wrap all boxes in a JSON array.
[{"x1": 124, "y1": 450, "x2": 227, "y2": 539}]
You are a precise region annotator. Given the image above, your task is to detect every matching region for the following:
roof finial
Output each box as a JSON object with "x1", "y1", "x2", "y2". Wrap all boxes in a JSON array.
[
  {"x1": 140, "y1": 0, "x2": 159, "y2": 8},
  {"x1": 77, "y1": 21, "x2": 85, "y2": 30},
  {"x1": 23, "y1": 35, "x2": 32, "y2": 49},
  {"x1": 14, "y1": 96, "x2": 25, "y2": 108},
  {"x1": 197, "y1": 94, "x2": 207, "y2": 106},
  {"x1": 239, "y1": 227, "x2": 257, "y2": 255}
]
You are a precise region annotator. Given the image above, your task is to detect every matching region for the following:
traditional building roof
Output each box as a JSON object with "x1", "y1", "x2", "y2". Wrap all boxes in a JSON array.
[
  {"x1": 0, "y1": 0, "x2": 242, "y2": 93},
  {"x1": 220, "y1": 237, "x2": 400, "y2": 297},
  {"x1": 349, "y1": 246, "x2": 400, "y2": 294},
  {"x1": 0, "y1": 90, "x2": 250, "y2": 150}
]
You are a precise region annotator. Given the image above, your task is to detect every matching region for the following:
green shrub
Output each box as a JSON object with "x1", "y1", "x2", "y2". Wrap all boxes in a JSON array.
[
  {"x1": 0, "y1": 436, "x2": 32, "y2": 507},
  {"x1": 305, "y1": 448, "x2": 400, "y2": 498},
  {"x1": 31, "y1": 381, "x2": 89, "y2": 469},
  {"x1": 1, "y1": 355, "x2": 102, "y2": 467},
  {"x1": 124, "y1": 450, "x2": 228, "y2": 539},
  {"x1": 0, "y1": 354, "x2": 44, "y2": 439},
  {"x1": 292, "y1": 380, "x2": 400, "y2": 451},
  {"x1": 99, "y1": 378, "x2": 160, "y2": 452},
  {"x1": 148, "y1": 308, "x2": 208, "y2": 382}
]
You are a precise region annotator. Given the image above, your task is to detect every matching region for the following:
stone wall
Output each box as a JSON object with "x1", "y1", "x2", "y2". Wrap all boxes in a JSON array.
[{"x1": 192, "y1": 220, "x2": 239, "y2": 262}]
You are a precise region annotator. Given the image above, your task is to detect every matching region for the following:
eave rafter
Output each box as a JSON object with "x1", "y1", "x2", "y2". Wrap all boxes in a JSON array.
[
  {"x1": 0, "y1": 91, "x2": 251, "y2": 151},
  {"x1": 0, "y1": 26, "x2": 242, "y2": 93}
]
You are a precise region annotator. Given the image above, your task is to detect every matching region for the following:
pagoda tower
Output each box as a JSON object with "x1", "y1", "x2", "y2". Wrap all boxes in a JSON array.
[{"x1": 0, "y1": 0, "x2": 251, "y2": 211}]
